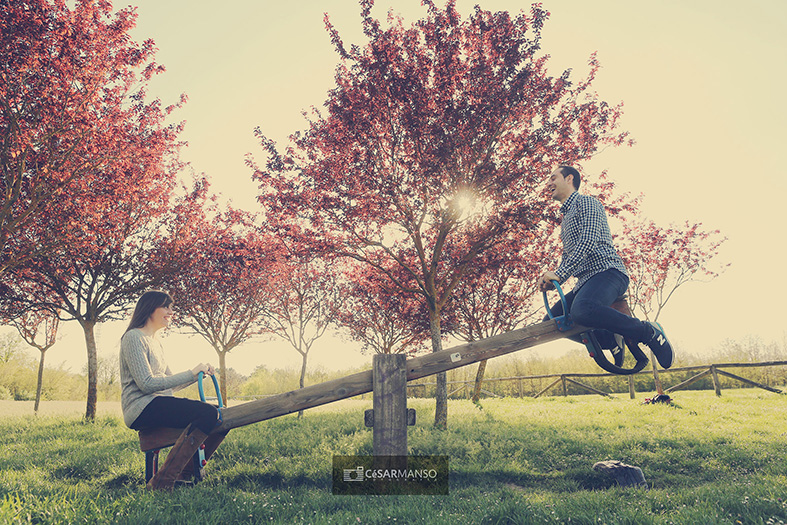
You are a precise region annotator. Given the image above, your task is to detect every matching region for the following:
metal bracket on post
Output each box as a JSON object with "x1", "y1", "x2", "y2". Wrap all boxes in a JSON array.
[{"x1": 364, "y1": 408, "x2": 416, "y2": 427}]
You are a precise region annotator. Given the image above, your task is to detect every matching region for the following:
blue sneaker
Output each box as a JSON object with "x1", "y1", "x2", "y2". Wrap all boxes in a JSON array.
[{"x1": 646, "y1": 322, "x2": 674, "y2": 369}]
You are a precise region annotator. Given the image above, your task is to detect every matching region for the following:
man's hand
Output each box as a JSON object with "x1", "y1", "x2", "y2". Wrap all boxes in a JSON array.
[{"x1": 540, "y1": 271, "x2": 560, "y2": 292}]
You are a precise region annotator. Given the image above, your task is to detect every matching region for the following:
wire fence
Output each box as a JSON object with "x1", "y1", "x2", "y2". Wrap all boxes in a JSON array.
[
  {"x1": 230, "y1": 360, "x2": 787, "y2": 402},
  {"x1": 404, "y1": 360, "x2": 787, "y2": 399}
]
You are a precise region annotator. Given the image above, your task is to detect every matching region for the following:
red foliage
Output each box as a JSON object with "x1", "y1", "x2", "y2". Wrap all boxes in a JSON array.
[
  {"x1": 0, "y1": 0, "x2": 184, "y2": 276},
  {"x1": 0, "y1": 0, "x2": 185, "y2": 419},
  {"x1": 156, "y1": 196, "x2": 282, "y2": 401},
  {"x1": 332, "y1": 262, "x2": 430, "y2": 356},
  {"x1": 9, "y1": 308, "x2": 59, "y2": 352},
  {"x1": 446, "y1": 235, "x2": 554, "y2": 342},
  {"x1": 250, "y1": 1, "x2": 632, "y2": 427},
  {"x1": 617, "y1": 219, "x2": 728, "y2": 321},
  {"x1": 258, "y1": 249, "x2": 344, "y2": 391}
]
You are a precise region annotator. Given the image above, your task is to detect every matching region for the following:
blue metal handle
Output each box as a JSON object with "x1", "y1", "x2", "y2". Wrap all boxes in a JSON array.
[
  {"x1": 542, "y1": 280, "x2": 566, "y2": 319},
  {"x1": 543, "y1": 280, "x2": 573, "y2": 331},
  {"x1": 198, "y1": 371, "x2": 224, "y2": 408}
]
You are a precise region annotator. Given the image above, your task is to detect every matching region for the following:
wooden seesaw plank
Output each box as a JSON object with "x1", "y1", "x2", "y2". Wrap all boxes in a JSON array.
[{"x1": 215, "y1": 320, "x2": 586, "y2": 432}]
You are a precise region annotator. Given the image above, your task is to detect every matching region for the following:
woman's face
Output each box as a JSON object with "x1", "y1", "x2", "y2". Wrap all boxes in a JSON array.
[{"x1": 148, "y1": 303, "x2": 174, "y2": 332}]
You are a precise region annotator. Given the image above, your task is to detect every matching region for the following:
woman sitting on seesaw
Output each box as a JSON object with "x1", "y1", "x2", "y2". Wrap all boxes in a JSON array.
[{"x1": 119, "y1": 290, "x2": 224, "y2": 490}]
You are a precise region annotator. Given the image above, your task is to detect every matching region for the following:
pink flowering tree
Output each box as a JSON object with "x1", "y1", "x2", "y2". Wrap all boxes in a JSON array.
[{"x1": 250, "y1": 1, "x2": 632, "y2": 428}]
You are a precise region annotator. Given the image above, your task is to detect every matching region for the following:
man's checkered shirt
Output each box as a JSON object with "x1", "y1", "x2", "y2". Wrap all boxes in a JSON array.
[{"x1": 555, "y1": 191, "x2": 628, "y2": 291}]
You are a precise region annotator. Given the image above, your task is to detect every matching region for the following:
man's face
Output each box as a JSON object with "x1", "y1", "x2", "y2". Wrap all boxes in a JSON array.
[{"x1": 547, "y1": 169, "x2": 574, "y2": 202}]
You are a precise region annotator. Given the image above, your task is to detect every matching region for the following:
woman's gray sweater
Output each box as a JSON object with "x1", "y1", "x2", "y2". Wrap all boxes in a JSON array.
[{"x1": 119, "y1": 328, "x2": 196, "y2": 428}]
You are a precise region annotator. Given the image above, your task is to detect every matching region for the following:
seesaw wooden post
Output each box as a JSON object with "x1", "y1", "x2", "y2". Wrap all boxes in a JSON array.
[{"x1": 371, "y1": 354, "x2": 408, "y2": 456}]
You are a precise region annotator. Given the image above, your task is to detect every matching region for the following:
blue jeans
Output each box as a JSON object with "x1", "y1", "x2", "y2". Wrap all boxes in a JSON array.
[{"x1": 544, "y1": 269, "x2": 650, "y2": 347}]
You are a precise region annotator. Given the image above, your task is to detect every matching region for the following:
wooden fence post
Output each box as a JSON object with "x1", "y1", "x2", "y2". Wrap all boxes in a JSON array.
[
  {"x1": 628, "y1": 376, "x2": 636, "y2": 399},
  {"x1": 534, "y1": 377, "x2": 562, "y2": 398},
  {"x1": 564, "y1": 377, "x2": 611, "y2": 398},
  {"x1": 561, "y1": 375, "x2": 568, "y2": 397},
  {"x1": 372, "y1": 354, "x2": 408, "y2": 456},
  {"x1": 665, "y1": 369, "x2": 710, "y2": 394},
  {"x1": 715, "y1": 368, "x2": 783, "y2": 394},
  {"x1": 710, "y1": 365, "x2": 722, "y2": 397}
]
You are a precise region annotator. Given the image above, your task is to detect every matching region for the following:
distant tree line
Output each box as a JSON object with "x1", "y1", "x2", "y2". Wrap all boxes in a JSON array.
[{"x1": 3, "y1": 333, "x2": 782, "y2": 406}]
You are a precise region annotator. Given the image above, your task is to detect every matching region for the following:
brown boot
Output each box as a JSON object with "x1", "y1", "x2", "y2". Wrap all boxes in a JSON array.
[
  {"x1": 178, "y1": 431, "x2": 229, "y2": 481},
  {"x1": 147, "y1": 424, "x2": 209, "y2": 491}
]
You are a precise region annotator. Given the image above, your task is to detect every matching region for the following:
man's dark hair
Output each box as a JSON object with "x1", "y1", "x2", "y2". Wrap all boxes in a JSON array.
[{"x1": 558, "y1": 165, "x2": 581, "y2": 190}]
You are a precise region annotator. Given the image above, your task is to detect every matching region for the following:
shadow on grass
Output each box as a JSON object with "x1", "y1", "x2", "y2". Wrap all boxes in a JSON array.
[
  {"x1": 103, "y1": 473, "x2": 139, "y2": 489},
  {"x1": 222, "y1": 471, "x2": 330, "y2": 491},
  {"x1": 212, "y1": 469, "x2": 618, "y2": 494},
  {"x1": 450, "y1": 468, "x2": 617, "y2": 492}
]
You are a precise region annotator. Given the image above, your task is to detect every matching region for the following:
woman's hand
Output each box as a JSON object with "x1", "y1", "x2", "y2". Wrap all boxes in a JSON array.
[{"x1": 191, "y1": 363, "x2": 215, "y2": 377}]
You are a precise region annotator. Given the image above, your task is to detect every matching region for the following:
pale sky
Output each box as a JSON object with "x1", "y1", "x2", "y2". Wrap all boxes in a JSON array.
[{"x1": 7, "y1": 0, "x2": 786, "y2": 377}]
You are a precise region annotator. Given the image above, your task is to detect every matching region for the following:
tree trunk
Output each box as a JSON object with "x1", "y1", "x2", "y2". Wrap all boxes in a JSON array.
[
  {"x1": 82, "y1": 320, "x2": 98, "y2": 421},
  {"x1": 218, "y1": 350, "x2": 228, "y2": 404},
  {"x1": 650, "y1": 350, "x2": 664, "y2": 394},
  {"x1": 34, "y1": 348, "x2": 47, "y2": 414},
  {"x1": 298, "y1": 351, "x2": 308, "y2": 418},
  {"x1": 429, "y1": 310, "x2": 447, "y2": 430},
  {"x1": 650, "y1": 314, "x2": 665, "y2": 394},
  {"x1": 471, "y1": 359, "x2": 487, "y2": 404}
]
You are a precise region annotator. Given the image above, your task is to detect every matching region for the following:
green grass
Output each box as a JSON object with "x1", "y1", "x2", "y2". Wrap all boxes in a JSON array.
[{"x1": 1, "y1": 391, "x2": 786, "y2": 524}]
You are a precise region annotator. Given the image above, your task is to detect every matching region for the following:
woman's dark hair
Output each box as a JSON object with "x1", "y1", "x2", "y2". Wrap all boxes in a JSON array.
[
  {"x1": 558, "y1": 165, "x2": 582, "y2": 190},
  {"x1": 125, "y1": 290, "x2": 174, "y2": 333}
]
